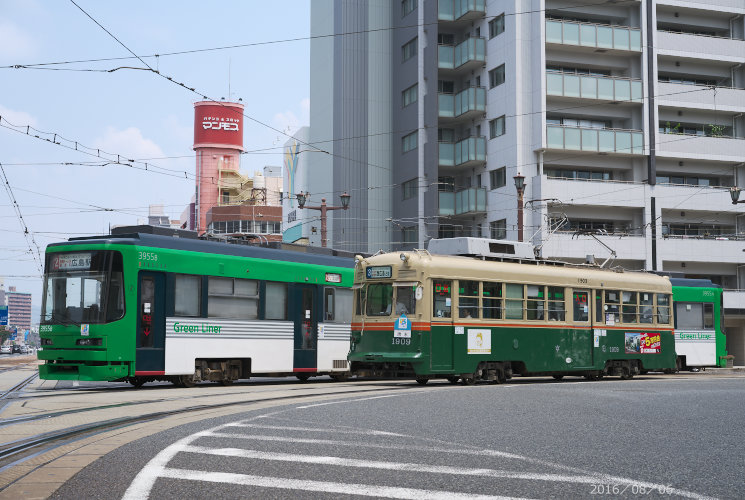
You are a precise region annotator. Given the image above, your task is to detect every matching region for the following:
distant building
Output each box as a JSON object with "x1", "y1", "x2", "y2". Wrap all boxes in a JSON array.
[{"x1": 7, "y1": 286, "x2": 31, "y2": 332}]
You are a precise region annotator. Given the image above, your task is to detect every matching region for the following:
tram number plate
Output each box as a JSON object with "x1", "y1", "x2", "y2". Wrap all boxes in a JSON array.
[{"x1": 367, "y1": 266, "x2": 392, "y2": 279}]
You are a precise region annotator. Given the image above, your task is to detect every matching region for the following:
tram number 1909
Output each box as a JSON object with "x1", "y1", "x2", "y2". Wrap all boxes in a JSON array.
[{"x1": 392, "y1": 337, "x2": 411, "y2": 345}]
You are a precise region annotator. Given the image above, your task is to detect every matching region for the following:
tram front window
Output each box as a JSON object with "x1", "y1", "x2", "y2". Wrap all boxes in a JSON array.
[
  {"x1": 394, "y1": 284, "x2": 417, "y2": 315},
  {"x1": 366, "y1": 283, "x2": 393, "y2": 316},
  {"x1": 42, "y1": 251, "x2": 124, "y2": 325}
]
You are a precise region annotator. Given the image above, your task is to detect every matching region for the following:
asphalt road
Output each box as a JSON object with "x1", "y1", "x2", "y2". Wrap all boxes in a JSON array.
[{"x1": 52, "y1": 375, "x2": 744, "y2": 500}]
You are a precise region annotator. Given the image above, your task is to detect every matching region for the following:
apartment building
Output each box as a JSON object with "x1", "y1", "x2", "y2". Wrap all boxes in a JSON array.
[
  {"x1": 309, "y1": 0, "x2": 745, "y2": 361},
  {"x1": 7, "y1": 287, "x2": 32, "y2": 332}
]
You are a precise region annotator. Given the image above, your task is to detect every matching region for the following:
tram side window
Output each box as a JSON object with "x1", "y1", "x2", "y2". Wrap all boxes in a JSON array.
[
  {"x1": 325, "y1": 287, "x2": 353, "y2": 323},
  {"x1": 573, "y1": 290, "x2": 588, "y2": 322},
  {"x1": 106, "y1": 252, "x2": 125, "y2": 322},
  {"x1": 395, "y1": 285, "x2": 417, "y2": 316},
  {"x1": 366, "y1": 283, "x2": 393, "y2": 316},
  {"x1": 640, "y1": 293, "x2": 653, "y2": 324},
  {"x1": 482, "y1": 282, "x2": 502, "y2": 319},
  {"x1": 622, "y1": 291, "x2": 638, "y2": 323},
  {"x1": 675, "y1": 302, "x2": 704, "y2": 329},
  {"x1": 354, "y1": 286, "x2": 366, "y2": 316},
  {"x1": 526, "y1": 285, "x2": 545, "y2": 320},
  {"x1": 604, "y1": 290, "x2": 620, "y2": 324},
  {"x1": 458, "y1": 280, "x2": 479, "y2": 318},
  {"x1": 174, "y1": 274, "x2": 201, "y2": 317},
  {"x1": 208, "y1": 277, "x2": 258, "y2": 319},
  {"x1": 433, "y1": 280, "x2": 452, "y2": 318},
  {"x1": 704, "y1": 303, "x2": 714, "y2": 329},
  {"x1": 547, "y1": 287, "x2": 565, "y2": 321},
  {"x1": 266, "y1": 282, "x2": 288, "y2": 320},
  {"x1": 656, "y1": 294, "x2": 671, "y2": 324},
  {"x1": 505, "y1": 283, "x2": 523, "y2": 320}
]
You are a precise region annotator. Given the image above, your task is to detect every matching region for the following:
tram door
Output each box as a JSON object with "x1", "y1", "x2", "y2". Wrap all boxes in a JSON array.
[
  {"x1": 135, "y1": 272, "x2": 166, "y2": 374},
  {"x1": 431, "y1": 279, "x2": 454, "y2": 371},
  {"x1": 292, "y1": 285, "x2": 318, "y2": 372},
  {"x1": 571, "y1": 289, "x2": 593, "y2": 367}
]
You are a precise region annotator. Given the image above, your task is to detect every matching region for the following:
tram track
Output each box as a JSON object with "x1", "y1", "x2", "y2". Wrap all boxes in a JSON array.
[
  {"x1": 0, "y1": 379, "x2": 398, "y2": 428},
  {"x1": 0, "y1": 373, "x2": 38, "y2": 402},
  {"x1": 0, "y1": 382, "x2": 425, "y2": 475}
]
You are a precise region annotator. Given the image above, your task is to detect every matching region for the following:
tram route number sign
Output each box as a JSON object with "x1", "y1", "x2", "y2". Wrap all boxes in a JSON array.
[{"x1": 366, "y1": 266, "x2": 392, "y2": 279}]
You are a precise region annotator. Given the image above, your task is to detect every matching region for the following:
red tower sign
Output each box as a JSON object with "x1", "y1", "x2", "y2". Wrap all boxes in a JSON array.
[{"x1": 193, "y1": 101, "x2": 244, "y2": 151}]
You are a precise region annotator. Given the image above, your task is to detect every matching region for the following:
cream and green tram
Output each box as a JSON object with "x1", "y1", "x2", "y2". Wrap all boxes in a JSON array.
[{"x1": 348, "y1": 250, "x2": 676, "y2": 384}]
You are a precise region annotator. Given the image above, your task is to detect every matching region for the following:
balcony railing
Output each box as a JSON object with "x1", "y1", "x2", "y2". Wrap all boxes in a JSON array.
[
  {"x1": 438, "y1": 37, "x2": 486, "y2": 70},
  {"x1": 439, "y1": 136, "x2": 486, "y2": 167},
  {"x1": 438, "y1": 87, "x2": 486, "y2": 119},
  {"x1": 546, "y1": 19, "x2": 641, "y2": 52},
  {"x1": 546, "y1": 72, "x2": 642, "y2": 102},
  {"x1": 547, "y1": 125, "x2": 644, "y2": 154},
  {"x1": 439, "y1": 187, "x2": 487, "y2": 216},
  {"x1": 438, "y1": 0, "x2": 485, "y2": 21}
]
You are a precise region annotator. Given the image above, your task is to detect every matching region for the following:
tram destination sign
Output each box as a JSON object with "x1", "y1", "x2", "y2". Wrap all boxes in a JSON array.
[
  {"x1": 52, "y1": 253, "x2": 92, "y2": 271},
  {"x1": 366, "y1": 266, "x2": 392, "y2": 279}
]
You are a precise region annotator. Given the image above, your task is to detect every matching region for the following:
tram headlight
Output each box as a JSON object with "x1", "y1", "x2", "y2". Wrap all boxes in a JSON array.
[{"x1": 76, "y1": 338, "x2": 103, "y2": 346}]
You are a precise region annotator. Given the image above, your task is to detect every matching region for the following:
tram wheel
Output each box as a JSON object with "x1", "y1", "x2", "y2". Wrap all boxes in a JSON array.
[
  {"x1": 219, "y1": 379, "x2": 234, "y2": 386},
  {"x1": 447, "y1": 376, "x2": 460, "y2": 384},
  {"x1": 416, "y1": 378, "x2": 429, "y2": 385},
  {"x1": 620, "y1": 367, "x2": 633, "y2": 380},
  {"x1": 296, "y1": 374, "x2": 310, "y2": 382},
  {"x1": 552, "y1": 375, "x2": 564, "y2": 381},
  {"x1": 331, "y1": 373, "x2": 350, "y2": 382},
  {"x1": 461, "y1": 376, "x2": 475, "y2": 386},
  {"x1": 130, "y1": 377, "x2": 145, "y2": 388},
  {"x1": 179, "y1": 375, "x2": 196, "y2": 388}
]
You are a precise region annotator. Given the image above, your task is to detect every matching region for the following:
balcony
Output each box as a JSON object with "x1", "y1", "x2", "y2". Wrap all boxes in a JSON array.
[
  {"x1": 438, "y1": 37, "x2": 486, "y2": 73},
  {"x1": 657, "y1": 133, "x2": 745, "y2": 162},
  {"x1": 438, "y1": 187, "x2": 487, "y2": 216},
  {"x1": 438, "y1": 87, "x2": 486, "y2": 121},
  {"x1": 657, "y1": 82, "x2": 745, "y2": 113},
  {"x1": 546, "y1": 19, "x2": 642, "y2": 52},
  {"x1": 541, "y1": 232, "x2": 647, "y2": 262},
  {"x1": 658, "y1": 236, "x2": 745, "y2": 264},
  {"x1": 438, "y1": 0, "x2": 485, "y2": 22},
  {"x1": 657, "y1": 31, "x2": 745, "y2": 61},
  {"x1": 654, "y1": 183, "x2": 733, "y2": 212},
  {"x1": 546, "y1": 125, "x2": 644, "y2": 155},
  {"x1": 439, "y1": 136, "x2": 486, "y2": 168},
  {"x1": 546, "y1": 72, "x2": 642, "y2": 103},
  {"x1": 540, "y1": 177, "x2": 645, "y2": 208}
]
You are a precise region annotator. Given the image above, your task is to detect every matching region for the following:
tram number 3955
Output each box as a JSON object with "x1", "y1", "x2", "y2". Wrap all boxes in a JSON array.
[{"x1": 392, "y1": 337, "x2": 411, "y2": 345}]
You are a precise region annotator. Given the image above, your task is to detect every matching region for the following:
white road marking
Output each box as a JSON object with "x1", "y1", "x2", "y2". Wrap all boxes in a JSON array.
[
  {"x1": 123, "y1": 418, "x2": 715, "y2": 500},
  {"x1": 157, "y1": 467, "x2": 534, "y2": 500},
  {"x1": 180, "y1": 444, "x2": 697, "y2": 494},
  {"x1": 223, "y1": 422, "x2": 405, "y2": 437},
  {"x1": 295, "y1": 393, "x2": 409, "y2": 408}
]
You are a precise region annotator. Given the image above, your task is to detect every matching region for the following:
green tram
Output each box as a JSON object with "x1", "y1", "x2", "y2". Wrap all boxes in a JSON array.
[
  {"x1": 670, "y1": 278, "x2": 727, "y2": 369},
  {"x1": 349, "y1": 245, "x2": 677, "y2": 384},
  {"x1": 38, "y1": 230, "x2": 354, "y2": 386}
]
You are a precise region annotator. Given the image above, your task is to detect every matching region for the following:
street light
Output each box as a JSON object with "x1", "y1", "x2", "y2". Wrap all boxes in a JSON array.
[
  {"x1": 514, "y1": 174, "x2": 525, "y2": 242},
  {"x1": 296, "y1": 191, "x2": 351, "y2": 247},
  {"x1": 730, "y1": 187, "x2": 745, "y2": 204}
]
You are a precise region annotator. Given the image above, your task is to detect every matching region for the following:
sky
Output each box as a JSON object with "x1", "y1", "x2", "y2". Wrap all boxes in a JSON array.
[{"x1": 0, "y1": 0, "x2": 312, "y2": 313}]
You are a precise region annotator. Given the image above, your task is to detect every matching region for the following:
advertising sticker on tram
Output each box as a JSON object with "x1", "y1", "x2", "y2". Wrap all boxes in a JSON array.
[
  {"x1": 394, "y1": 314, "x2": 411, "y2": 338},
  {"x1": 467, "y1": 329, "x2": 491, "y2": 354}
]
